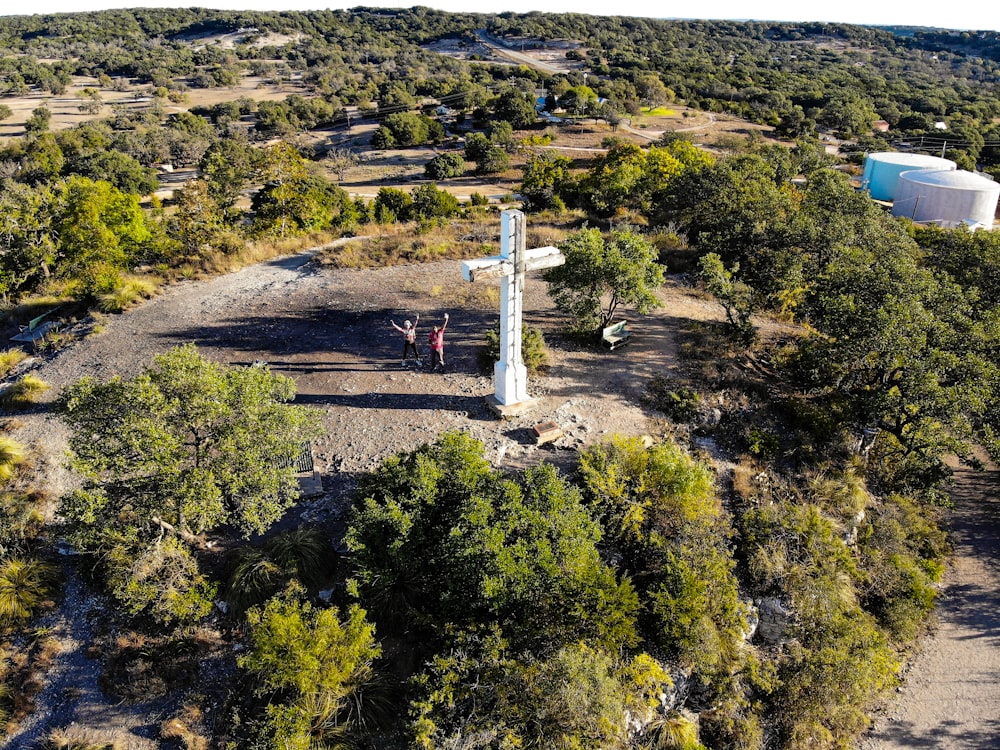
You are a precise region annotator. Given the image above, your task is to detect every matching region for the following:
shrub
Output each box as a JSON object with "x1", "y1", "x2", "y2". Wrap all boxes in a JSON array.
[
  {"x1": 424, "y1": 152, "x2": 465, "y2": 180},
  {"x1": 74, "y1": 262, "x2": 124, "y2": 301},
  {"x1": 227, "y1": 527, "x2": 332, "y2": 614},
  {"x1": 746, "y1": 426, "x2": 780, "y2": 460},
  {"x1": 240, "y1": 591, "x2": 383, "y2": 749},
  {"x1": 482, "y1": 322, "x2": 549, "y2": 374},
  {"x1": 646, "y1": 377, "x2": 702, "y2": 422},
  {"x1": 97, "y1": 277, "x2": 158, "y2": 313},
  {"x1": 264, "y1": 527, "x2": 329, "y2": 585},
  {"x1": 0, "y1": 557, "x2": 57, "y2": 627},
  {"x1": 0, "y1": 436, "x2": 26, "y2": 483},
  {"x1": 0, "y1": 349, "x2": 28, "y2": 378},
  {"x1": 0, "y1": 375, "x2": 50, "y2": 410},
  {"x1": 227, "y1": 551, "x2": 283, "y2": 615}
]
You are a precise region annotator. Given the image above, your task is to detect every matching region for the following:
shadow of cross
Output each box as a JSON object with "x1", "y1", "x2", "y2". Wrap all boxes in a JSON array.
[{"x1": 462, "y1": 209, "x2": 564, "y2": 407}]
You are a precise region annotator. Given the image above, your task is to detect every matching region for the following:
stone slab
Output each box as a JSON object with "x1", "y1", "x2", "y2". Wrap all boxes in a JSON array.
[{"x1": 485, "y1": 395, "x2": 539, "y2": 419}]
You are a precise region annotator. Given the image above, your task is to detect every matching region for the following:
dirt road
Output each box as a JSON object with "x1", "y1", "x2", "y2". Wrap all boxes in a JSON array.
[{"x1": 860, "y1": 464, "x2": 1000, "y2": 749}]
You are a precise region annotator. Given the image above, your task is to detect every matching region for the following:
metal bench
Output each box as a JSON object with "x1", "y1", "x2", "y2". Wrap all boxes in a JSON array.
[
  {"x1": 11, "y1": 308, "x2": 63, "y2": 345},
  {"x1": 601, "y1": 320, "x2": 631, "y2": 350}
]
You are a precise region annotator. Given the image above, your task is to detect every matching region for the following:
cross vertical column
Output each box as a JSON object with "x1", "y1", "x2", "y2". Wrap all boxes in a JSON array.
[
  {"x1": 495, "y1": 210, "x2": 529, "y2": 405},
  {"x1": 462, "y1": 209, "x2": 564, "y2": 417}
]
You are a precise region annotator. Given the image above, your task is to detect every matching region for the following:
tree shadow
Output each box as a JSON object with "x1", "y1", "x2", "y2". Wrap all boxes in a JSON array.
[{"x1": 294, "y1": 391, "x2": 494, "y2": 420}]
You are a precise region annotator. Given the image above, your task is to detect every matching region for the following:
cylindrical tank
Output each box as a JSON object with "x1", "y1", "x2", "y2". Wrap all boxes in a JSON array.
[
  {"x1": 891, "y1": 169, "x2": 1000, "y2": 228},
  {"x1": 861, "y1": 152, "x2": 956, "y2": 201}
]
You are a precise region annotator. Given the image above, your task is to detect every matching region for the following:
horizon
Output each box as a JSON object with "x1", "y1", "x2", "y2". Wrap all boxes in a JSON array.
[{"x1": 1, "y1": 1, "x2": 1000, "y2": 34}]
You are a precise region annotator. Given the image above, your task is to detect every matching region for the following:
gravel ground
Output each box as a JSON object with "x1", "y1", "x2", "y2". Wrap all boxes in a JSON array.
[{"x1": 859, "y1": 462, "x2": 1000, "y2": 749}]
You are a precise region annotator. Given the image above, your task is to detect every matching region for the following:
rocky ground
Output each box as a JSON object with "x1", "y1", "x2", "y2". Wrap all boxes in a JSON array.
[{"x1": 860, "y1": 459, "x2": 1000, "y2": 750}]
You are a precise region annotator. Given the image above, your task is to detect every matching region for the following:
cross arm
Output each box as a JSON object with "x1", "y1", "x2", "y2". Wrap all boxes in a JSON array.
[
  {"x1": 463, "y1": 257, "x2": 513, "y2": 282},
  {"x1": 523, "y1": 246, "x2": 565, "y2": 273}
]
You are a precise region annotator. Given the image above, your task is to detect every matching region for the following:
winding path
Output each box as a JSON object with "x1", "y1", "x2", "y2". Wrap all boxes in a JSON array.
[{"x1": 861, "y1": 464, "x2": 1000, "y2": 749}]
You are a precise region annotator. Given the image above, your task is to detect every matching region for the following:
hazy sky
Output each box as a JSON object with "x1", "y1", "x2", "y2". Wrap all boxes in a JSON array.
[{"x1": 3, "y1": 0, "x2": 1000, "y2": 33}]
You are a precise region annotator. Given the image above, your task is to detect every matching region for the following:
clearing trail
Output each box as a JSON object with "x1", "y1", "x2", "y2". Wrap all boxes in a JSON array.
[{"x1": 860, "y1": 463, "x2": 1000, "y2": 749}]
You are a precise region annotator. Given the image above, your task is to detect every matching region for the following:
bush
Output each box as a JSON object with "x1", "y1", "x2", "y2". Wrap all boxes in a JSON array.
[
  {"x1": 0, "y1": 349, "x2": 28, "y2": 378},
  {"x1": 97, "y1": 277, "x2": 158, "y2": 313},
  {"x1": 0, "y1": 557, "x2": 57, "y2": 627},
  {"x1": 0, "y1": 436, "x2": 26, "y2": 483},
  {"x1": 424, "y1": 152, "x2": 465, "y2": 180},
  {"x1": 482, "y1": 322, "x2": 549, "y2": 373},
  {"x1": 227, "y1": 527, "x2": 332, "y2": 614},
  {"x1": 0, "y1": 375, "x2": 50, "y2": 410},
  {"x1": 646, "y1": 377, "x2": 702, "y2": 422}
]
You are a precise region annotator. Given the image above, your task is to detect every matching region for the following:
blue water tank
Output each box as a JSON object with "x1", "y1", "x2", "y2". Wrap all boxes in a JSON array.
[{"x1": 861, "y1": 152, "x2": 956, "y2": 201}]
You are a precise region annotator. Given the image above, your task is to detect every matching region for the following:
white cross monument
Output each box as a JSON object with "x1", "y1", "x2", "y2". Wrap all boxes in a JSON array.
[{"x1": 463, "y1": 209, "x2": 564, "y2": 416}]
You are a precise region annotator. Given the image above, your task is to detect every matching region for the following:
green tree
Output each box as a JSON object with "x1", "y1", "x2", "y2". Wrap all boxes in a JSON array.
[
  {"x1": 55, "y1": 175, "x2": 153, "y2": 283},
  {"x1": 24, "y1": 106, "x2": 51, "y2": 134},
  {"x1": 545, "y1": 227, "x2": 665, "y2": 332},
  {"x1": 22, "y1": 132, "x2": 65, "y2": 184},
  {"x1": 168, "y1": 178, "x2": 226, "y2": 259},
  {"x1": 579, "y1": 437, "x2": 747, "y2": 676},
  {"x1": 58, "y1": 345, "x2": 322, "y2": 623},
  {"x1": 0, "y1": 181, "x2": 56, "y2": 298},
  {"x1": 492, "y1": 86, "x2": 537, "y2": 129},
  {"x1": 698, "y1": 252, "x2": 758, "y2": 345},
  {"x1": 200, "y1": 138, "x2": 261, "y2": 214},
  {"x1": 346, "y1": 432, "x2": 638, "y2": 654},
  {"x1": 424, "y1": 151, "x2": 465, "y2": 180},
  {"x1": 560, "y1": 84, "x2": 599, "y2": 116},
  {"x1": 409, "y1": 183, "x2": 459, "y2": 220},
  {"x1": 373, "y1": 187, "x2": 413, "y2": 224},
  {"x1": 411, "y1": 631, "x2": 672, "y2": 750},
  {"x1": 240, "y1": 589, "x2": 382, "y2": 750},
  {"x1": 473, "y1": 144, "x2": 510, "y2": 175},
  {"x1": 73, "y1": 150, "x2": 159, "y2": 195},
  {"x1": 252, "y1": 173, "x2": 348, "y2": 237},
  {"x1": 585, "y1": 141, "x2": 647, "y2": 215},
  {"x1": 519, "y1": 151, "x2": 571, "y2": 212}
]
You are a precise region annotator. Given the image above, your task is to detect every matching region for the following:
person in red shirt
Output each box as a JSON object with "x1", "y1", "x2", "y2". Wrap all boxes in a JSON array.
[
  {"x1": 390, "y1": 313, "x2": 420, "y2": 366},
  {"x1": 428, "y1": 312, "x2": 449, "y2": 370}
]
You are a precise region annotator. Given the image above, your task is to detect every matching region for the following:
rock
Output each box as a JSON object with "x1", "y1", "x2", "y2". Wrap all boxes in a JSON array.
[
  {"x1": 756, "y1": 597, "x2": 792, "y2": 645},
  {"x1": 214, "y1": 600, "x2": 229, "y2": 615}
]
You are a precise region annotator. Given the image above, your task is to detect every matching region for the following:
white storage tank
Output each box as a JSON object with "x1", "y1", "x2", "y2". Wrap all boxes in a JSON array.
[
  {"x1": 891, "y1": 169, "x2": 999, "y2": 228},
  {"x1": 861, "y1": 152, "x2": 956, "y2": 201}
]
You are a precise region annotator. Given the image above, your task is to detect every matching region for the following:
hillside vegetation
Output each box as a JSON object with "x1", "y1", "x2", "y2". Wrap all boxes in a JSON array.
[{"x1": 1, "y1": 7, "x2": 999, "y2": 750}]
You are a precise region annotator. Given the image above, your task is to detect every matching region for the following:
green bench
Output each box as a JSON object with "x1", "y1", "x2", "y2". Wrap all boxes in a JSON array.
[
  {"x1": 601, "y1": 320, "x2": 631, "y2": 350},
  {"x1": 11, "y1": 307, "x2": 62, "y2": 345}
]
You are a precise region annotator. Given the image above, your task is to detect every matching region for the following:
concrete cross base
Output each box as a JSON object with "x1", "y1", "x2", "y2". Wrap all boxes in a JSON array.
[{"x1": 485, "y1": 395, "x2": 539, "y2": 419}]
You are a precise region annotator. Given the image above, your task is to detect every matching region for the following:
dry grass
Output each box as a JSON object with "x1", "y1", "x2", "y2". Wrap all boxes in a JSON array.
[
  {"x1": 44, "y1": 725, "x2": 127, "y2": 750},
  {"x1": 0, "y1": 350, "x2": 28, "y2": 378},
  {"x1": 97, "y1": 275, "x2": 160, "y2": 313},
  {"x1": 424, "y1": 282, "x2": 501, "y2": 309},
  {"x1": 160, "y1": 704, "x2": 210, "y2": 750},
  {"x1": 0, "y1": 436, "x2": 26, "y2": 482},
  {"x1": 0, "y1": 375, "x2": 50, "y2": 410}
]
